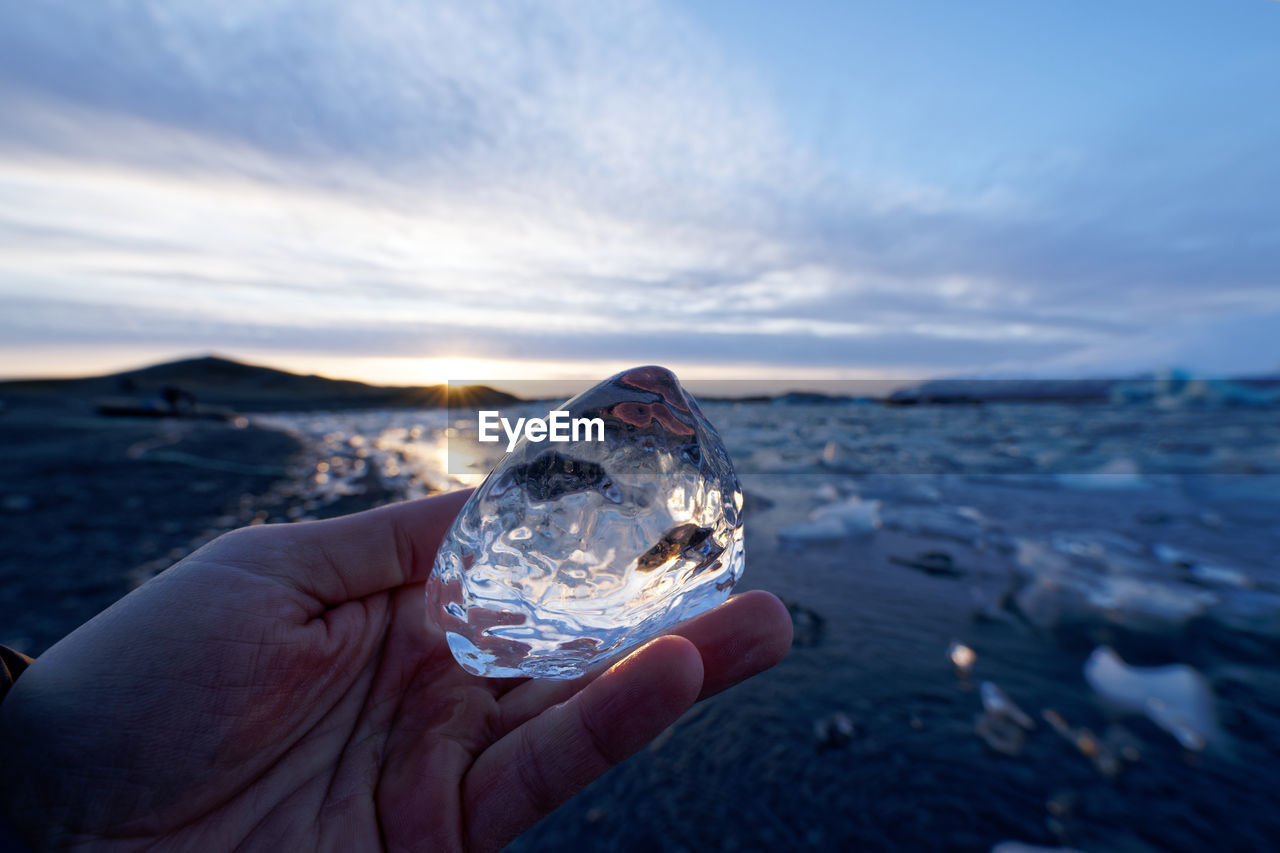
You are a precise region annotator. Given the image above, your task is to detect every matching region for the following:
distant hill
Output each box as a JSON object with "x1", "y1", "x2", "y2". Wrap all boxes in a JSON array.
[{"x1": 0, "y1": 355, "x2": 520, "y2": 413}]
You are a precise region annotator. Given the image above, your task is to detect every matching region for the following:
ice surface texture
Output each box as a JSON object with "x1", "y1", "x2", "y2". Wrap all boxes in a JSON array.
[{"x1": 428, "y1": 366, "x2": 745, "y2": 679}]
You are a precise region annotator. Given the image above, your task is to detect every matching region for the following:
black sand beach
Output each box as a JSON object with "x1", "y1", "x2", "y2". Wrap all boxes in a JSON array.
[
  {"x1": 0, "y1": 357, "x2": 520, "y2": 654},
  {"x1": 0, "y1": 399, "x2": 302, "y2": 655},
  {"x1": 4, "y1": 367, "x2": 1280, "y2": 851},
  {"x1": 509, "y1": 474, "x2": 1280, "y2": 851}
]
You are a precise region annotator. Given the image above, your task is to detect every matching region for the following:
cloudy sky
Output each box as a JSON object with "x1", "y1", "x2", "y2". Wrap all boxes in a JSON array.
[{"x1": 1, "y1": 0, "x2": 1277, "y2": 384}]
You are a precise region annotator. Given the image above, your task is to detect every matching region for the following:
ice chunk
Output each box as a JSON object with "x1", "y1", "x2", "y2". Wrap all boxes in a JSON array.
[
  {"x1": 777, "y1": 515, "x2": 856, "y2": 542},
  {"x1": 1084, "y1": 577, "x2": 1218, "y2": 634},
  {"x1": 813, "y1": 496, "x2": 881, "y2": 531},
  {"x1": 1154, "y1": 544, "x2": 1256, "y2": 589},
  {"x1": 980, "y1": 681, "x2": 1035, "y2": 730},
  {"x1": 779, "y1": 496, "x2": 881, "y2": 542},
  {"x1": 1050, "y1": 530, "x2": 1144, "y2": 565},
  {"x1": 880, "y1": 504, "x2": 985, "y2": 544},
  {"x1": 974, "y1": 679, "x2": 1036, "y2": 757},
  {"x1": 1055, "y1": 457, "x2": 1147, "y2": 490},
  {"x1": 428, "y1": 366, "x2": 744, "y2": 679},
  {"x1": 1083, "y1": 646, "x2": 1220, "y2": 750},
  {"x1": 1011, "y1": 538, "x2": 1219, "y2": 639},
  {"x1": 991, "y1": 841, "x2": 1085, "y2": 853},
  {"x1": 1188, "y1": 563, "x2": 1254, "y2": 590}
]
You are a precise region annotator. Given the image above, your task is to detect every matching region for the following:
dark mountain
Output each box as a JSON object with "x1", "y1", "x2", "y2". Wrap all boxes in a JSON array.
[{"x1": 0, "y1": 355, "x2": 519, "y2": 413}]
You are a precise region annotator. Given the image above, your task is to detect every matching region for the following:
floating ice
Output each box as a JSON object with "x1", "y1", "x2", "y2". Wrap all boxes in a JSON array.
[
  {"x1": 856, "y1": 474, "x2": 943, "y2": 505},
  {"x1": 1111, "y1": 371, "x2": 1280, "y2": 408},
  {"x1": 1084, "y1": 577, "x2": 1218, "y2": 634},
  {"x1": 1012, "y1": 575, "x2": 1090, "y2": 633},
  {"x1": 1011, "y1": 537, "x2": 1221, "y2": 640},
  {"x1": 1083, "y1": 646, "x2": 1220, "y2": 751},
  {"x1": 1189, "y1": 563, "x2": 1255, "y2": 589},
  {"x1": 813, "y1": 482, "x2": 841, "y2": 502},
  {"x1": 1015, "y1": 572, "x2": 1218, "y2": 638},
  {"x1": 880, "y1": 504, "x2": 986, "y2": 544},
  {"x1": 1152, "y1": 542, "x2": 1191, "y2": 566},
  {"x1": 980, "y1": 681, "x2": 1035, "y2": 730},
  {"x1": 974, "y1": 680, "x2": 1035, "y2": 757},
  {"x1": 1055, "y1": 457, "x2": 1147, "y2": 490},
  {"x1": 777, "y1": 515, "x2": 854, "y2": 542},
  {"x1": 778, "y1": 496, "x2": 881, "y2": 542},
  {"x1": 1153, "y1": 543, "x2": 1258, "y2": 590},
  {"x1": 1012, "y1": 539, "x2": 1074, "y2": 582},
  {"x1": 428, "y1": 366, "x2": 745, "y2": 679},
  {"x1": 1050, "y1": 529, "x2": 1145, "y2": 566},
  {"x1": 990, "y1": 843, "x2": 1085, "y2": 853}
]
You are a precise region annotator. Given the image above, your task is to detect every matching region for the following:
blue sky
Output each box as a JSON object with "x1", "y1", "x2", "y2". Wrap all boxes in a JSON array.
[{"x1": 1, "y1": 0, "x2": 1277, "y2": 384}]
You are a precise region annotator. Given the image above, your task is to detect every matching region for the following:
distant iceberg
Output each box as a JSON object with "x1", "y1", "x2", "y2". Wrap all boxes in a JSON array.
[{"x1": 1111, "y1": 369, "x2": 1280, "y2": 408}]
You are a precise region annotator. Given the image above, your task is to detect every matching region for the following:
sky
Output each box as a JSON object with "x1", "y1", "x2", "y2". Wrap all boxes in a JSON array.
[{"x1": 1, "y1": 0, "x2": 1277, "y2": 385}]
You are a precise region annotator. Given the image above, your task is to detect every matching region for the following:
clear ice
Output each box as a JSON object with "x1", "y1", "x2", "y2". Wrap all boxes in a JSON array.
[
  {"x1": 1083, "y1": 646, "x2": 1220, "y2": 751},
  {"x1": 427, "y1": 366, "x2": 745, "y2": 679}
]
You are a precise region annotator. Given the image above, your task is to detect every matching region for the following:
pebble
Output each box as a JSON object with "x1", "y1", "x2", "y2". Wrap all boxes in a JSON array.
[
  {"x1": 948, "y1": 640, "x2": 977, "y2": 676},
  {"x1": 890, "y1": 549, "x2": 962, "y2": 577},
  {"x1": 813, "y1": 712, "x2": 857, "y2": 750},
  {"x1": 784, "y1": 600, "x2": 826, "y2": 648}
]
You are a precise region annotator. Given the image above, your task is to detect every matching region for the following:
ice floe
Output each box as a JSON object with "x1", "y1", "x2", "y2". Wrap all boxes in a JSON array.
[
  {"x1": 1083, "y1": 646, "x2": 1220, "y2": 751},
  {"x1": 778, "y1": 496, "x2": 881, "y2": 542}
]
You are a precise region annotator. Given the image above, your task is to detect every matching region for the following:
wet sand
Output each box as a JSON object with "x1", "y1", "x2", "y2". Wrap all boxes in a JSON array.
[
  {"x1": 510, "y1": 474, "x2": 1280, "y2": 851},
  {"x1": 4, "y1": 395, "x2": 1279, "y2": 850},
  {"x1": 0, "y1": 399, "x2": 303, "y2": 654}
]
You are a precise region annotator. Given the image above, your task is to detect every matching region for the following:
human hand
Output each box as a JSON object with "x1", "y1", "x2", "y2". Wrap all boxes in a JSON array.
[{"x1": 0, "y1": 490, "x2": 792, "y2": 851}]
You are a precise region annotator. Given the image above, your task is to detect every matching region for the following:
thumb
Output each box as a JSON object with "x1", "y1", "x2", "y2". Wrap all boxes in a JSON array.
[{"x1": 230, "y1": 488, "x2": 472, "y2": 605}]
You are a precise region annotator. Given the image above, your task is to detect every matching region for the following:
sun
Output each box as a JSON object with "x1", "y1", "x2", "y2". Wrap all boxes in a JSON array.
[{"x1": 418, "y1": 357, "x2": 514, "y2": 382}]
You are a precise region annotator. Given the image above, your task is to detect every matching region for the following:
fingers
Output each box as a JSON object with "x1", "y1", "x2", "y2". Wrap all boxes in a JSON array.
[
  {"x1": 496, "y1": 590, "x2": 793, "y2": 732},
  {"x1": 463, "y1": 635, "x2": 703, "y2": 852},
  {"x1": 230, "y1": 488, "x2": 472, "y2": 605},
  {"x1": 673, "y1": 589, "x2": 793, "y2": 700}
]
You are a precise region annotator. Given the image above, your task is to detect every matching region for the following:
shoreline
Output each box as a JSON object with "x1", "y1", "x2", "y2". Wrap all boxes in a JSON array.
[{"x1": 4, "y1": 396, "x2": 1280, "y2": 849}]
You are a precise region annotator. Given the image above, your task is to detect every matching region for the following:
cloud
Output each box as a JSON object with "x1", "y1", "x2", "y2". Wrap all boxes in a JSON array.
[
  {"x1": 0, "y1": 0, "x2": 807, "y2": 223},
  {"x1": 0, "y1": 0, "x2": 1277, "y2": 380},
  {"x1": 1, "y1": 289, "x2": 1077, "y2": 375}
]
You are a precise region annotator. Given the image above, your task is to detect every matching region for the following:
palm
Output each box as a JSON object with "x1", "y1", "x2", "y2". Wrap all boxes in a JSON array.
[{"x1": 0, "y1": 491, "x2": 791, "y2": 852}]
